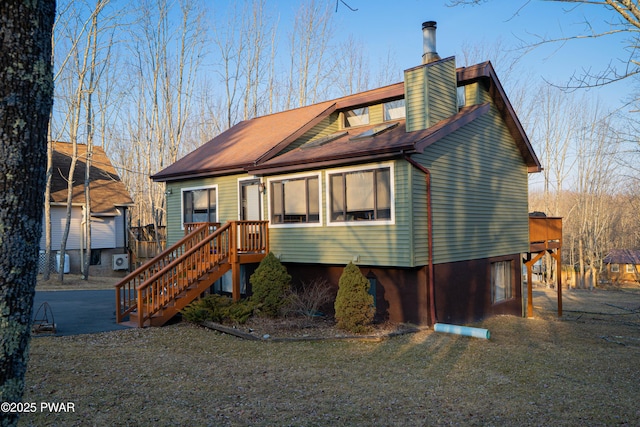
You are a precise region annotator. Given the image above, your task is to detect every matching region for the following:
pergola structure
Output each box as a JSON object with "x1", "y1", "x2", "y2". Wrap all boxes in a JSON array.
[{"x1": 524, "y1": 215, "x2": 563, "y2": 317}]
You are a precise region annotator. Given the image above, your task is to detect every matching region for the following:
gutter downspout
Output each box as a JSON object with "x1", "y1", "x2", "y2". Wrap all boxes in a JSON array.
[{"x1": 404, "y1": 154, "x2": 437, "y2": 325}]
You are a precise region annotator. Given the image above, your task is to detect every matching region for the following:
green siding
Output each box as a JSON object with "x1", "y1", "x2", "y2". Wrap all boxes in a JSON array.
[
  {"x1": 267, "y1": 160, "x2": 415, "y2": 267},
  {"x1": 369, "y1": 104, "x2": 384, "y2": 124},
  {"x1": 283, "y1": 114, "x2": 340, "y2": 153},
  {"x1": 165, "y1": 173, "x2": 248, "y2": 246},
  {"x1": 404, "y1": 57, "x2": 458, "y2": 132},
  {"x1": 464, "y1": 82, "x2": 488, "y2": 107},
  {"x1": 410, "y1": 104, "x2": 530, "y2": 265}
]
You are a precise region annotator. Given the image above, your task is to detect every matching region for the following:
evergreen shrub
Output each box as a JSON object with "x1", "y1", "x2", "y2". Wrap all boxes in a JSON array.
[
  {"x1": 250, "y1": 252, "x2": 292, "y2": 317},
  {"x1": 334, "y1": 262, "x2": 374, "y2": 333},
  {"x1": 181, "y1": 294, "x2": 257, "y2": 324}
]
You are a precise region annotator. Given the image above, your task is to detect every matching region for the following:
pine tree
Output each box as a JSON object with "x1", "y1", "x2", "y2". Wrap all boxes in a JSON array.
[
  {"x1": 250, "y1": 252, "x2": 291, "y2": 317},
  {"x1": 334, "y1": 262, "x2": 374, "y2": 333}
]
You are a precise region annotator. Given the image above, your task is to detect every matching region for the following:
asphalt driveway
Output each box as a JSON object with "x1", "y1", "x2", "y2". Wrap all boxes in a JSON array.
[{"x1": 32, "y1": 289, "x2": 131, "y2": 336}]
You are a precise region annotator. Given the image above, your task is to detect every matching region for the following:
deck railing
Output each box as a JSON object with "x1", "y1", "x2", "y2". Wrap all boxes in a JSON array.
[{"x1": 115, "y1": 221, "x2": 267, "y2": 327}]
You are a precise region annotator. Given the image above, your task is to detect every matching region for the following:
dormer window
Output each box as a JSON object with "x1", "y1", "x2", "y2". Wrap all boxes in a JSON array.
[
  {"x1": 344, "y1": 107, "x2": 369, "y2": 127},
  {"x1": 383, "y1": 99, "x2": 405, "y2": 121},
  {"x1": 457, "y1": 86, "x2": 466, "y2": 109}
]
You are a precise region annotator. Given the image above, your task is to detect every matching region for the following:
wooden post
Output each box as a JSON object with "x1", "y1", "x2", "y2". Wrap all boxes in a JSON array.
[
  {"x1": 527, "y1": 260, "x2": 533, "y2": 318},
  {"x1": 137, "y1": 287, "x2": 143, "y2": 328},
  {"x1": 232, "y1": 261, "x2": 241, "y2": 302},
  {"x1": 230, "y1": 221, "x2": 240, "y2": 301},
  {"x1": 553, "y1": 249, "x2": 562, "y2": 317}
]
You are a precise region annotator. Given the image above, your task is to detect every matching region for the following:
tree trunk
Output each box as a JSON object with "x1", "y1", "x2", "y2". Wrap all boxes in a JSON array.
[
  {"x1": 0, "y1": 1, "x2": 55, "y2": 426},
  {"x1": 578, "y1": 238, "x2": 585, "y2": 289},
  {"x1": 42, "y1": 136, "x2": 53, "y2": 281}
]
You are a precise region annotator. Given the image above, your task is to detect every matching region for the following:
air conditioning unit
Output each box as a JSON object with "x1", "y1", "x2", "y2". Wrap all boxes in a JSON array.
[{"x1": 112, "y1": 254, "x2": 129, "y2": 271}]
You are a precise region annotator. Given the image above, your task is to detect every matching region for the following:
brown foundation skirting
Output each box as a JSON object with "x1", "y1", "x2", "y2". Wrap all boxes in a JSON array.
[{"x1": 283, "y1": 253, "x2": 522, "y2": 326}]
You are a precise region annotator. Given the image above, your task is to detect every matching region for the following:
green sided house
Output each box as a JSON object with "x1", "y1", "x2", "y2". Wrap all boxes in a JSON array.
[{"x1": 116, "y1": 22, "x2": 541, "y2": 328}]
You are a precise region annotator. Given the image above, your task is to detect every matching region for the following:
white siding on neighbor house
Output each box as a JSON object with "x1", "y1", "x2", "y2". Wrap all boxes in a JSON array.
[
  {"x1": 90, "y1": 216, "x2": 116, "y2": 249},
  {"x1": 41, "y1": 206, "x2": 123, "y2": 250},
  {"x1": 42, "y1": 206, "x2": 82, "y2": 250}
]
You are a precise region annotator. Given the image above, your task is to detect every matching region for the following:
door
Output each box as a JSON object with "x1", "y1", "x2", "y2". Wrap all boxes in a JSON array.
[{"x1": 240, "y1": 180, "x2": 262, "y2": 221}]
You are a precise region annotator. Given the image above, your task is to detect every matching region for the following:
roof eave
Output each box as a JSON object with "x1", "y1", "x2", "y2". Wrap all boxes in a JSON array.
[{"x1": 152, "y1": 165, "x2": 248, "y2": 182}]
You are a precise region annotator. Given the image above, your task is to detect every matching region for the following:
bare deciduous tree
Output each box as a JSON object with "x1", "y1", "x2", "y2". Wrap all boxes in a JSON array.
[
  {"x1": 121, "y1": 0, "x2": 205, "y2": 249},
  {"x1": 448, "y1": 0, "x2": 640, "y2": 92}
]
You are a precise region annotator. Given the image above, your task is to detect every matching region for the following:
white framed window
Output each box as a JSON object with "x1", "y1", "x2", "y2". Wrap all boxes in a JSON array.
[
  {"x1": 267, "y1": 173, "x2": 322, "y2": 228},
  {"x1": 383, "y1": 99, "x2": 405, "y2": 121},
  {"x1": 626, "y1": 264, "x2": 636, "y2": 273},
  {"x1": 344, "y1": 107, "x2": 369, "y2": 127},
  {"x1": 326, "y1": 163, "x2": 394, "y2": 226},
  {"x1": 610, "y1": 264, "x2": 620, "y2": 273},
  {"x1": 181, "y1": 185, "x2": 217, "y2": 228},
  {"x1": 491, "y1": 260, "x2": 513, "y2": 304}
]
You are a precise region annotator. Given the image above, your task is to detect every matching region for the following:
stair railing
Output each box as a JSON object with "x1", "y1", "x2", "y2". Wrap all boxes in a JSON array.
[
  {"x1": 116, "y1": 220, "x2": 269, "y2": 327},
  {"x1": 134, "y1": 222, "x2": 232, "y2": 327},
  {"x1": 115, "y1": 222, "x2": 220, "y2": 324}
]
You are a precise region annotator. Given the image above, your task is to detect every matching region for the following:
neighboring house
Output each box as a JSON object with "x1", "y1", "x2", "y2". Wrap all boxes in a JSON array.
[
  {"x1": 602, "y1": 249, "x2": 640, "y2": 283},
  {"x1": 41, "y1": 141, "x2": 134, "y2": 276},
  {"x1": 147, "y1": 22, "x2": 542, "y2": 326}
]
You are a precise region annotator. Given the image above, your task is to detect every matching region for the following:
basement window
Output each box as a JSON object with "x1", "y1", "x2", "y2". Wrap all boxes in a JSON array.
[
  {"x1": 491, "y1": 260, "x2": 513, "y2": 303},
  {"x1": 344, "y1": 107, "x2": 369, "y2": 127}
]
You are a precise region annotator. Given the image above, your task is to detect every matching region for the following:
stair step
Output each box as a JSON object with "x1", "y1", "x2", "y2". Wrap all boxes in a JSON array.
[{"x1": 117, "y1": 247, "x2": 248, "y2": 328}]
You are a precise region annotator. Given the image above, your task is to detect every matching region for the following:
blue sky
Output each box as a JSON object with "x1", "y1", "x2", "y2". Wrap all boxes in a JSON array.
[{"x1": 269, "y1": 0, "x2": 629, "y2": 111}]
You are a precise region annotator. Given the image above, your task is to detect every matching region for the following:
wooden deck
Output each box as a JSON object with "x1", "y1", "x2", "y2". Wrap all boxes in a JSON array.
[{"x1": 525, "y1": 216, "x2": 563, "y2": 318}]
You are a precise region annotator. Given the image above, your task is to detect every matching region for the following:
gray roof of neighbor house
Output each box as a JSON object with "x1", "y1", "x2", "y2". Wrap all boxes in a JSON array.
[
  {"x1": 50, "y1": 142, "x2": 134, "y2": 215},
  {"x1": 151, "y1": 61, "x2": 540, "y2": 182},
  {"x1": 603, "y1": 249, "x2": 640, "y2": 265}
]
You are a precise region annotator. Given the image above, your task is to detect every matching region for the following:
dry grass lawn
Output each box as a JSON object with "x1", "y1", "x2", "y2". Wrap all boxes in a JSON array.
[{"x1": 18, "y1": 283, "x2": 640, "y2": 426}]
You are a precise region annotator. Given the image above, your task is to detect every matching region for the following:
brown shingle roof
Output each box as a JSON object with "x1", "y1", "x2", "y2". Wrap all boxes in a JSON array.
[
  {"x1": 151, "y1": 100, "x2": 337, "y2": 181},
  {"x1": 151, "y1": 63, "x2": 539, "y2": 181},
  {"x1": 248, "y1": 103, "x2": 491, "y2": 175},
  {"x1": 50, "y1": 142, "x2": 133, "y2": 215},
  {"x1": 603, "y1": 249, "x2": 640, "y2": 265},
  {"x1": 151, "y1": 83, "x2": 406, "y2": 182}
]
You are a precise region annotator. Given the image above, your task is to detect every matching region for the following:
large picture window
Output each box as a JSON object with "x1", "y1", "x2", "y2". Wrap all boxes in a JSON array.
[
  {"x1": 270, "y1": 176, "x2": 320, "y2": 224},
  {"x1": 491, "y1": 260, "x2": 513, "y2": 303},
  {"x1": 183, "y1": 187, "x2": 217, "y2": 224},
  {"x1": 329, "y1": 166, "x2": 392, "y2": 223}
]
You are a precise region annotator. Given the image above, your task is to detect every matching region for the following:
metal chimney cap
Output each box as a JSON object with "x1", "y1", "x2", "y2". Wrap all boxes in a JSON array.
[{"x1": 422, "y1": 21, "x2": 437, "y2": 29}]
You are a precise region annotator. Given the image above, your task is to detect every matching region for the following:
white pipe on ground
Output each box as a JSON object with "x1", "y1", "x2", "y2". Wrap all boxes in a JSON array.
[{"x1": 434, "y1": 323, "x2": 490, "y2": 339}]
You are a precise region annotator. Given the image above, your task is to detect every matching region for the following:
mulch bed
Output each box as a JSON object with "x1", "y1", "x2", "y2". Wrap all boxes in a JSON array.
[{"x1": 201, "y1": 316, "x2": 427, "y2": 342}]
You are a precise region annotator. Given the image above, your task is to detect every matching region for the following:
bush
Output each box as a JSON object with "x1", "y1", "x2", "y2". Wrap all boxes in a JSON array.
[
  {"x1": 289, "y1": 278, "x2": 334, "y2": 319},
  {"x1": 181, "y1": 294, "x2": 257, "y2": 324},
  {"x1": 334, "y1": 262, "x2": 374, "y2": 333},
  {"x1": 250, "y1": 252, "x2": 292, "y2": 317}
]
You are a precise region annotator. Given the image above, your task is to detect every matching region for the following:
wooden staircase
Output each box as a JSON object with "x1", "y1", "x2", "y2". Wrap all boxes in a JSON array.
[{"x1": 115, "y1": 220, "x2": 268, "y2": 327}]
